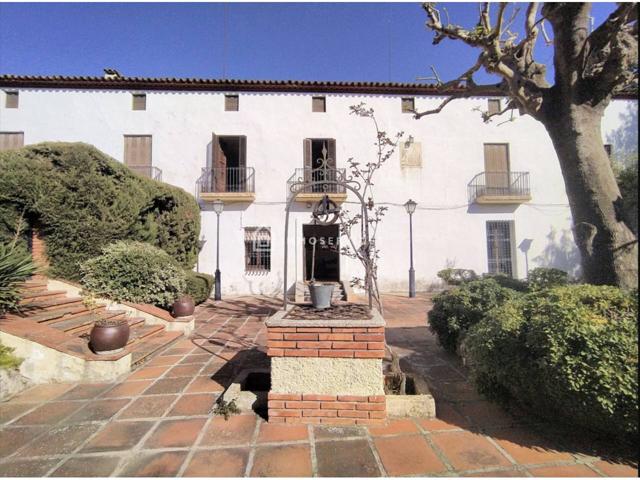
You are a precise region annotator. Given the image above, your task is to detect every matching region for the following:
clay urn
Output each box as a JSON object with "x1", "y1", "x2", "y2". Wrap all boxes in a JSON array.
[
  {"x1": 90, "y1": 318, "x2": 130, "y2": 354},
  {"x1": 172, "y1": 295, "x2": 195, "y2": 317}
]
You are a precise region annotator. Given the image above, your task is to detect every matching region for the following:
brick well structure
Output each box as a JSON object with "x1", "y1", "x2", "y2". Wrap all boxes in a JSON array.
[{"x1": 266, "y1": 308, "x2": 386, "y2": 425}]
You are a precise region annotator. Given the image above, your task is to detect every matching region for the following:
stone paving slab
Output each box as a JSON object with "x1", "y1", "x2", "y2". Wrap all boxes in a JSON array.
[{"x1": 0, "y1": 294, "x2": 636, "y2": 477}]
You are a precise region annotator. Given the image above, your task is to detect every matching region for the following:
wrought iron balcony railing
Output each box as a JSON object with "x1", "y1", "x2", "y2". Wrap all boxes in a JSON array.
[
  {"x1": 468, "y1": 171, "x2": 531, "y2": 203},
  {"x1": 286, "y1": 167, "x2": 347, "y2": 196},
  {"x1": 129, "y1": 165, "x2": 162, "y2": 182},
  {"x1": 197, "y1": 167, "x2": 255, "y2": 195}
]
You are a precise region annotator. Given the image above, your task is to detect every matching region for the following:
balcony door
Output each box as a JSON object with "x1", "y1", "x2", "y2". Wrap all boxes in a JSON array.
[
  {"x1": 212, "y1": 134, "x2": 246, "y2": 192},
  {"x1": 483, "y1": 143, "x2": 510, "y2": 194},
  {"x1": 303, "y1": 138, "x2": 336, "y2": 192}
]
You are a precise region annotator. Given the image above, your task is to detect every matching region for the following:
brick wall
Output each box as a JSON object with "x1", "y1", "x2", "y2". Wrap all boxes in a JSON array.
[
  {"x1": 268, "y1": 393, "x2": 386, "y2": 425},
  {"x1": 267, "y1": 326, "x2": 385, "y2": 359}
]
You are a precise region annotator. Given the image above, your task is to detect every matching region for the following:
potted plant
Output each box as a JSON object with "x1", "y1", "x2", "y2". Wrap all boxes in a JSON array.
[
  {"x1": 307, "y1": 239, "x2": 334, "y2": 309},
  {"x1": 172, "y1": 294, "x2": 195, "y2": 317},
  {"x1": 90, "y1": 317, "x2": 130, "y2": 354}
]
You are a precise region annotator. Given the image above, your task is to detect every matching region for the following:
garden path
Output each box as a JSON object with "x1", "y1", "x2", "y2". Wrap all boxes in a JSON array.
[{"x1": 0, "y1": 294, "x2": 636, "y2": 477}]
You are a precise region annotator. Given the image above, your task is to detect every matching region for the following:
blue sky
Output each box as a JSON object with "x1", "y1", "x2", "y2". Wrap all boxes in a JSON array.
[{"x1": 0, "y1": 2, "x2": 617, "y2": 84}]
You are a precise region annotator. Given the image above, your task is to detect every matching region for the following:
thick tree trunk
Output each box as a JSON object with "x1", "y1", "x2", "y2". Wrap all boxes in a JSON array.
[{"x1": 544, "y1": 104, "x2": 638, "y2": 289}]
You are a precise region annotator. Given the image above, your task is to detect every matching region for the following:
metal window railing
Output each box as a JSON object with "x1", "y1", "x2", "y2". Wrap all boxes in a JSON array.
[
  {"x1": 128, "y1": 165, "x2": 162, "y2": 182},
  {"x1": 196, "y1": 167, "x2": 255, "y2": 195},
  {"x1": 468, "y1": 171, "x2": 530, "y2": 203},
  {"x1": 286, "y1": 167, "x2": 347, "y2": 196}
]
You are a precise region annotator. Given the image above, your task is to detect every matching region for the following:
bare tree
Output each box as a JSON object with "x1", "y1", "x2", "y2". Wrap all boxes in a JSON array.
[{"x1": 415, "y1": 2, "x2": 638, "y2": 289}]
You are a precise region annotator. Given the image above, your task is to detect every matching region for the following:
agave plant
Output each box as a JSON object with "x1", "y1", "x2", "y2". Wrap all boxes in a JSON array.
[{"x1": 0, "y1": 244, "x2": 37, "y2": 315}]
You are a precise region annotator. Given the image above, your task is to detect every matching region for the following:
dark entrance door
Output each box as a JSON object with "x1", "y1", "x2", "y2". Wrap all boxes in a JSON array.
[{"x1": 303, "y1": 224, "x2": 340, "y2": 282}]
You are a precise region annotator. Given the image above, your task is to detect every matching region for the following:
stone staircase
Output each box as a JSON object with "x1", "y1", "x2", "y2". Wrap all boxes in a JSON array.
[
  {"x1": 294, "y1": 281, "x2": 347, "y2": 303},
  {"x1": 6, "y1": 278, "x2": 182, "y2": 368}
]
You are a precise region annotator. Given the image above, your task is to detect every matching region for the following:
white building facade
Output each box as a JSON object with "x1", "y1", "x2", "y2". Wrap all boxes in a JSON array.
[{"x1": 1, "y1": 75, "x2": 636, "y2": 295}]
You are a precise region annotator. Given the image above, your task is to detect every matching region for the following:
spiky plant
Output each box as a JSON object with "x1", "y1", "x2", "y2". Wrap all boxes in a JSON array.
[{"x1": 0, "y1": 244, "x2": 37, "y2": 315}]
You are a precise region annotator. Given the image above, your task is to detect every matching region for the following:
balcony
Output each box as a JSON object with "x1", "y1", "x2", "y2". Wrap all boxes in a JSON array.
[
  {"x1": 129, "y1": 165, "x2": 162, "y2": 182},
  {"x1": 197, "y1": 167, "x2": 256, "y2": 203},
  {"x1": 286, "y1": 167, "x2": 348, "y2": 203},
  {"x1": 468, "y1": 171, "x2": 531, "y2": 204}
]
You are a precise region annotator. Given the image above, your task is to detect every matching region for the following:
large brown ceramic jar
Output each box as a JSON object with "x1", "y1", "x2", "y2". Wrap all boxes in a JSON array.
[
  {"x1": 90, "y1": 318, "x2": 130, "y2": 354},
  {"x1": 172, "y1": 295, "x2": 195, "y2": 317}
]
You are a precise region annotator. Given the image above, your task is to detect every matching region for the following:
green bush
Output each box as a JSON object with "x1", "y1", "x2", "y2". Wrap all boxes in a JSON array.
[
  {"x1": 527, "y1": 267, "x2": 569, "y2": 290},
  {"x1": 437, "y1": 268, "x2": 478, "y2": 285},
  {"x1": 428, "y1": 279, "x2": 520, "y2": 353},
  {"x1": 616, "y1": 160, "x2": 638, "y2": 234},
  {"x1": 80, "y1": 241, "x2": 186, "y2": 309},
  {"x1": 0, "y1": 343, "x2": 22, "y2": 370},
  {"x1": 0, "y1": 143, "x2": 200, "y2": 280},
  {"x1": 0, "y1": 243, "x2": 37, "y2": 315},
  {"x1": 482, "y1": 273, "x2": 529, "y2": 292},
  {"x1": 185, "y1": 271, "x2": 214, "y2": 305},
  {"x1": 466, "y1": 285, "x2": 638, "y2": 439}
]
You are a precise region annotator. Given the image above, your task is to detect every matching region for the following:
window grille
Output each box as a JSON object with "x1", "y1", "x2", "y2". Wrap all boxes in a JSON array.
[
  {"x1": 486, "y1": 221, "x2": 514, "y2": 276},
  {"x1": 245, "y1": 227, "x2": 271, "y2": 273}
]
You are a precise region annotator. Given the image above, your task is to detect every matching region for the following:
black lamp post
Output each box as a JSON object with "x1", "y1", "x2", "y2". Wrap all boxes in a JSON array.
[
  {"x1": 404, "y1": 199, "x2": 417, "y2": 298},
  {"x1": 212, "y1": 199, "x2": 224, "y2": 301}
]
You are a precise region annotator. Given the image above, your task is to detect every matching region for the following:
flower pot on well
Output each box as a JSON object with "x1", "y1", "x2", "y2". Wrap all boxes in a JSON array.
[
  {"x1": 308, "y1": 283, "x2": 334, "y2": 309},
  {"x1": 172, "y1": 295, "x2": 195, "y2": 317},
  {"x1": 90, "y1": 318, "x2": 130, "y2": 354}
]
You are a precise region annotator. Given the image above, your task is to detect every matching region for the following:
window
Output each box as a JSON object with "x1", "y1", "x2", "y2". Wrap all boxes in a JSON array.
[
  {"x1": 303, "y1": 138, "x2": 337, "y2": 192},
  {"x1": 604, "y1": 144, "x2": 612, "y2": 158},
  {"x1": 5, "y1": 91, "x2": 18, "y2": 109},
  {"x1": 123, "y1": 135, "x2": 152, "y2": 175},
  {"x1": 0, "y1": 132, "x2": 24, "y2": 151},
  {"x1": 401, "y1": 97, "x2": 415, "y2": 113},
  {"x1": 132, "y1": 93, "x2": 146, "y2": 110},
  {"x1": 312, "y1": 96, "x2": 326, "y2": 113},
  {"x1": 225, "y1": 94, "x2": 239, "y2": 111},
  {"x1": 486, "y1": 221, "x2": 515, "y2": 277},
  {"x1": 487, "y1": 99, "x2": 501, "y2": 115},
  {"x1": 244, "y1": 227, "x2": 271, "y2": 273}
]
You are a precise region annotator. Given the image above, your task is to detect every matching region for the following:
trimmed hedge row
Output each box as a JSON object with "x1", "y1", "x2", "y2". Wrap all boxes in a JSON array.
[
  {"x1": 0, "y1": 143, "x2": 201, "y2": 280},
  {"x1": 466, "y1": 285, "x2": 638, "y2": 439}
]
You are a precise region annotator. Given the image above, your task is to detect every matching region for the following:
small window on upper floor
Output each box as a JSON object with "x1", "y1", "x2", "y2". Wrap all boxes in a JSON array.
[
  {"x1": 225, "y1": 94, "x2": 239, "y2": 111},
  {"x1": 487, "y1": 99, "x2": 501, "y2": 115},
  {"x1": 5, "y1": 91, "x2": 19, "y2": 109},
  {"x1": 132, "y1": 93, "x2": 146, "y2": 111},
  {"x1": 312, "y1": 96, "x2": 326, "y2": 113},
  {"x1": 401, "y1": 97, "x2": 415, "y2": 113},
  {"x1": 604, "y1": 144, "x2": 613, "y2": 158}
]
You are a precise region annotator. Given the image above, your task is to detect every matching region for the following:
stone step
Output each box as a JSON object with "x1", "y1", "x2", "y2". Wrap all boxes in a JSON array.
[
  {"x1": 19, "y1": 289, "x2": 68, "y2": 304},
  {"x1": 51, "y1": 310, "x2": 128, "y2": 335},
  {"x1": 130, "y1": 330, "x2": 183, "y2": 367},
  {"x1": 127, "y1": 323, "x2": 165, "y2": 346},
  {"x1": 20, "y1": 296, "x2": 84, "y2": 312},
  {"x1": 20, "y1": 280, "x2": 49, "y2": 291},
  {"x1": 28, "y1": 304, "x2": 106, "y2": 324}
]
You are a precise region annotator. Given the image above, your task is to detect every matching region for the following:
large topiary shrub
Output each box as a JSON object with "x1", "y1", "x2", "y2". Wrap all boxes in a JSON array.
[
  {"x1": 185, "y1": 271, "x2": 214, "y2": 305},
  {"x1": 466, "y1": 285, "x2": 638, "y2": 439},
  {"x1": 0, "y1": 143, "x2": 200, "y2": 280},
  {"x1": 80, "y1": 241, "x2": 187, "y2": 309},
  {"x1": 428, "y1": 278, "x2": 520, "y2": 353}
]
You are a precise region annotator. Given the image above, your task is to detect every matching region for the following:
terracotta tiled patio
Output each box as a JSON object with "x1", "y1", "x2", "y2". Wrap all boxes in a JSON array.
[{"x1": 0, "y1": 294, "x2": 636, "y2": 477}]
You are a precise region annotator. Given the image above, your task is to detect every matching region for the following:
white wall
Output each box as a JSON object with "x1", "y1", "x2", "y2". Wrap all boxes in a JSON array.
[{"x1": 1, "y1": 88, "x2": 636, "y2": 294}]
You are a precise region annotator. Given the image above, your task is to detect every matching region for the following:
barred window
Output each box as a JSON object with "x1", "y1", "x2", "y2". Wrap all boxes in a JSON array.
[
  {"x1": 486, "y1": 221, "x2": 514, "y2": 277},
  {"x1": 245, "y1": 227, "x2": 271, "y2": 273}
]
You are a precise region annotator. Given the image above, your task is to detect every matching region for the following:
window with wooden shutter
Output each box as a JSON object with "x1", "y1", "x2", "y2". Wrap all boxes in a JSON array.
[
  {"x1": 0, "y1": 132, "x2": 24, "y2": 151},
  {"x1": 401, "y1": 97, "x2": 415, "y2": 113},
  {"x1": 124, "y1": 135, "x2": 152, "y2": 167},
  {"x1": 132, "y1": 93, "x2": 146, "y2": 110},
  {"x1": 486, "y1": 221, "x2": 515, "y2": 277},
  {"x1": 312, "y1": 96, "x2": 326, "y2": 112},
  {"x1": 484, "y1": 143, "x2": 510, "y2": 193},
  {"x1": 487, "y1": 99, "x2": 501, "y2": 115},
  {"x1": 225, "y1": 94, "x2": 239, "y2": 111},
  {"x1": 4, "y1": 91, "x2": 18, "y2": 109}
]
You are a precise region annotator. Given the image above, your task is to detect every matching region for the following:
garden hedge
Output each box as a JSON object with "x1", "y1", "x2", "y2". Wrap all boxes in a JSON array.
[
  {"x1": 0, "y1": 143, "x2": 200, "y2": 280},
  {"x1": 465, "y1": 285, "x2": 638, "y2": 439},
  {"x1": 185, "y1": 271, "x2": 214, "y2": 305}
]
